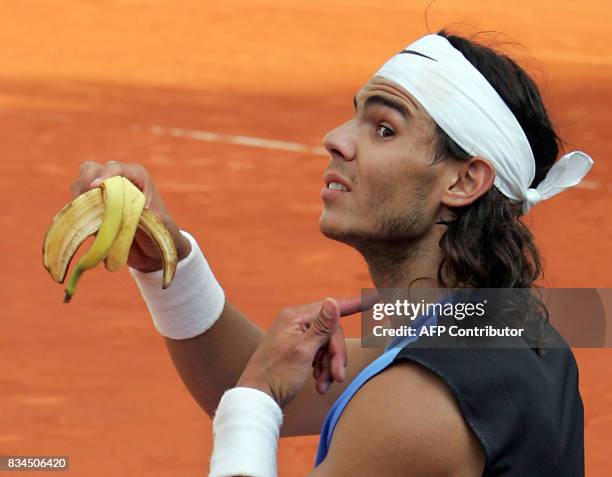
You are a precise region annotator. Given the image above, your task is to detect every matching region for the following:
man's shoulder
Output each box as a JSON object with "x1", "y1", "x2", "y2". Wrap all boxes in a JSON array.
[{"x1": 317, "y1": 361, "x2": 484, "y2": 477}]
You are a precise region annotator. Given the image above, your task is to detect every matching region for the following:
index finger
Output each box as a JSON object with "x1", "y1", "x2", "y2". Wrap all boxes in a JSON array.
[
  {"x1": 88, "y1": 162, "x2": 153, "y2": 205},
  {"x1": 70, "y1": 161, "x2": 103, "y2": 198},
  {"x1": 288, "y1": 289, "x2": 380, "y2": 325},
  {"x1": 337, "y1": 289, "x2": 380, "y2": 317}
]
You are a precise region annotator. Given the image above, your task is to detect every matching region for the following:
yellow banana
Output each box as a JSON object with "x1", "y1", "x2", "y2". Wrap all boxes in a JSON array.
[
  {"x1": 104, "y1": 177, "x2": 146, "y2": 272},
  {"x1": 42, "y1": 188, "x2": 105, "y2": 283},
  {"x1": 42, "y1": 176, "x2": 178, "y2": 303},
  {"x1": 64, "y1": 176, "x2": 125, "y2": 302},
  {"x1": 137, "y1": 209, "x2": 177, "y2": 289}
]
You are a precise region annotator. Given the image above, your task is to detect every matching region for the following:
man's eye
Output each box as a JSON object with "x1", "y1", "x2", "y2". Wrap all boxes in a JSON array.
[{"x1": 375, "y1": 125, "x2": 394, "y2": 138}]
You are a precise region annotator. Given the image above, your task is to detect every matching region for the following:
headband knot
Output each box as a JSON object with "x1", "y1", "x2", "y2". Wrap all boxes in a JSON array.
[
  {"x1": 522, "y1": 151, "x2": 594, "y2": 213},
  {"x1": 525, "y1": 188, "x2": 542, "y2": 212}
]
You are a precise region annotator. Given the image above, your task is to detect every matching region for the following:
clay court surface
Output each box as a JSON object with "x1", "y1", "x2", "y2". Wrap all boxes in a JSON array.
[{"x1": 1, "y1": 1, "x2": 611, "y2": 475}]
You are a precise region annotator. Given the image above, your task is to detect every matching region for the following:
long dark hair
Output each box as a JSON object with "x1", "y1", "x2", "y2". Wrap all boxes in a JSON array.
[{"x1": 432, "y1": 30, "x2": 561, "y2": 350}]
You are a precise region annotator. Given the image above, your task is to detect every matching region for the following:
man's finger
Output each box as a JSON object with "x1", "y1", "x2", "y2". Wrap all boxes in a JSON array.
[
  {"x1": 305, "y1": 298, "x2": 340, "y2": 347},
  {"x1": 88, "y1": 161, "x2": 124, "y2": 188},
  {"x1": 337, "y1": 290, "x2": 381, "y2": 317},
  {"x1": 290, "y1": 291, "x2": 380, "y2": 328},
  {"x1": 328, "y1": 325, "x2": 347, "y2": 383},
  {"x1": 312, "y1": 347, "x2": 325, "y2": 380},
  {"x1": 312, "y1": 347, "x2": 325, "y2": 368},
  {"x1": 316, "y1": 353, "x2": 332, "y2": 394},
  {"x1": 71, "y1": 161, "x2": 103, "y2": 198}
]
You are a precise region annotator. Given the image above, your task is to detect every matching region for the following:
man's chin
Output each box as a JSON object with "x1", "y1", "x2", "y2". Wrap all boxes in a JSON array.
[
  {"x1": 319, "y1": 215, "x2": 346, "y2": 242},
  {"x1": 318, "y1": 216, "x2": 361, "y2": 246}
]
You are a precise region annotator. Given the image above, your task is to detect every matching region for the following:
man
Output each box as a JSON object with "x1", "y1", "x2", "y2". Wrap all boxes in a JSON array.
[{"x1": 73, "y1": 31, "x2": 592, "y2": 476}]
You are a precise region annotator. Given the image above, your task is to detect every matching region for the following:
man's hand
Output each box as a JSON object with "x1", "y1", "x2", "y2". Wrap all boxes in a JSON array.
[
  {"x1": 70, "y1": 160, "x2": 191, "y2": 271},
  {"x1": 237, "y1": 296, "x2": 368, "y2": 408}
]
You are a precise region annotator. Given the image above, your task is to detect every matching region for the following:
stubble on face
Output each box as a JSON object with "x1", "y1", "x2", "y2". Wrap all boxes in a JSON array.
[
  {"x1": 333, "y1": 164, "x2": 439, "y2": 283},
  {"x1": 320, "y1": 78, "x2": 447, "y2": 285}
]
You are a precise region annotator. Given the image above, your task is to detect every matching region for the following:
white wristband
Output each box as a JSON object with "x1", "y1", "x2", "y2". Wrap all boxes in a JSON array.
[
  {"x1": 129, "y1": 230, "x2": 225, "y2": 340},
  {"x1": 210, "y1": 387, "x2": 283, "y2": 477}
]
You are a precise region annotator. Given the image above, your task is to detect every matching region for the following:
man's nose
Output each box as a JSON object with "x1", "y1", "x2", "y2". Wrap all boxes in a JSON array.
[{"x1": 323, "y1": 120, "x2": 356, "y2": 161}]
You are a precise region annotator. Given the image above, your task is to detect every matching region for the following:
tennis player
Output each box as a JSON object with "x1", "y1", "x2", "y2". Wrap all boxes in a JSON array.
[{"x1": 73, "y1": 30, "x2": 593, "y2": 476}]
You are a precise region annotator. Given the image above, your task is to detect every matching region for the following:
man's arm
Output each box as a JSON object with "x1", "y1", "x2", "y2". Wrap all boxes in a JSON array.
[
  {"x1": 307, "y1": 361, "x2": 485, "y2": 477},
  {"x1": 207, "y1": 297, "x2": 483, "y2": 477},
  {"x1": 164, "y1": 298, "x2": 381, "y2": 437},
  {"x1": 135, "y1": 231, "x2": 381, "y2": 437},
  {"x1": 70, "y1": 160, "x2": 378, "y2": 437},
  {"x1": 162, "y1": 301, "x2": 264, "y2": 417}
]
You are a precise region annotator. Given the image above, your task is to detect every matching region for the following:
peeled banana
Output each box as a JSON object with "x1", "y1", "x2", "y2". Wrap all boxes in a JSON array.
[{"x1": 42, "y1": 176, "x2": 177, "y2": 302}]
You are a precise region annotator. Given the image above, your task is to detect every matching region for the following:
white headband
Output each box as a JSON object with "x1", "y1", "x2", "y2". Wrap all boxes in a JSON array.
[{"x1": 374, "y1": 34, "x2": 593, "y2": 213}]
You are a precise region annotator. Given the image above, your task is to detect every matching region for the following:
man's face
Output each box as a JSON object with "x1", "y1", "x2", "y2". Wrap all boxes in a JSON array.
[{"x1": 319, "y1": 76, "x2": 450, "y2": 250}]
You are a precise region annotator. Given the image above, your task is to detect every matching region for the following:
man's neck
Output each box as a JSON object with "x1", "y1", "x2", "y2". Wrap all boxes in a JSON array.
[{"x1": 363, "y1": 226, "x2": 444, "y2": 290}]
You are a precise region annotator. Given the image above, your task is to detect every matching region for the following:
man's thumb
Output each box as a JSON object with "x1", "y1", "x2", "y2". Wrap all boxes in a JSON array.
[{"x1": 307, "y1": 298, "x2": 340, "y2": 344}]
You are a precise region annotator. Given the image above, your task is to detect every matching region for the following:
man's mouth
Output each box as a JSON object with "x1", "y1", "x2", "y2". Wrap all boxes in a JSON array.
[
  {"x1": 322, "y1": 172, "x2": 351, "y2": 201},
  {"x1": 323, "y1": 172, "x2": 352, "y2": 193},
  {"x1": 327, "y1": 181, "x2": 350, "y2": 192}
]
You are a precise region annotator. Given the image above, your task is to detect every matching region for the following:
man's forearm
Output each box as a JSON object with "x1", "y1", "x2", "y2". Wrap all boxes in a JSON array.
[
  {"x1": 163, "y1": 301, "x2": 264, "y2": 416},
  {"x1": 130, "y1": 230, "x2": 265, "y2": 417}
]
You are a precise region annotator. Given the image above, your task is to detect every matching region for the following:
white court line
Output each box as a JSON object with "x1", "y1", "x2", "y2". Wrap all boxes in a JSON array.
[
  {"x1": 148, "y1": 125, "x2": 327, "y2": 156},
  {"x1": 144, "y1": 124, "x2": 608, "y2": 192},
  {"x1": 576, "y1": 180, "x2": 601, "y2": 190}
]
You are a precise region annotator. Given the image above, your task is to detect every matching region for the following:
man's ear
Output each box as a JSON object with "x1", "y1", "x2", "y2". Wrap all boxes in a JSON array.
[{"x1": 441, "y1": 156, "x2": 495, "y2": 208}]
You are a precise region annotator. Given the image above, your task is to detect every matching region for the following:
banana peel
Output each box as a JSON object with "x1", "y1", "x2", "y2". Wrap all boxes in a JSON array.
[
  {"x1": 42, "y1": 176, "x2": 177, "y2": 302},
  {"x1": 137, "y1": 209, "x2": 177, "y2": 289},
  {"x1": 103, "y1": 177, "x2": 146, "y2": 272}
]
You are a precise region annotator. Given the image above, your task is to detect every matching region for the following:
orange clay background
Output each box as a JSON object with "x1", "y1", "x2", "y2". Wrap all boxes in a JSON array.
[{"x1": 0, "y1": 1, "x2": 610, "y2": 475}]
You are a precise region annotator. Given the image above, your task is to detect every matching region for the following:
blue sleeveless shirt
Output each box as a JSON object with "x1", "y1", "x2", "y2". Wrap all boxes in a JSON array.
[
  {"x1": 313, "y1": 303, "x2": 584, "y2": 475},
  {"x1": 314, "y1": 312, "x2": 436, "y2": 465}
]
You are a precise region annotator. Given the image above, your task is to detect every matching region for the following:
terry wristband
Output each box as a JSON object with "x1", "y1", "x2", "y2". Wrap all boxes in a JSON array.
[
  {"x1": 129, "y1": 230, "x2": 225, "y2": 339},
  {"x1": 209, "y1": 387, "x2": 283, "y2": 477}
]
